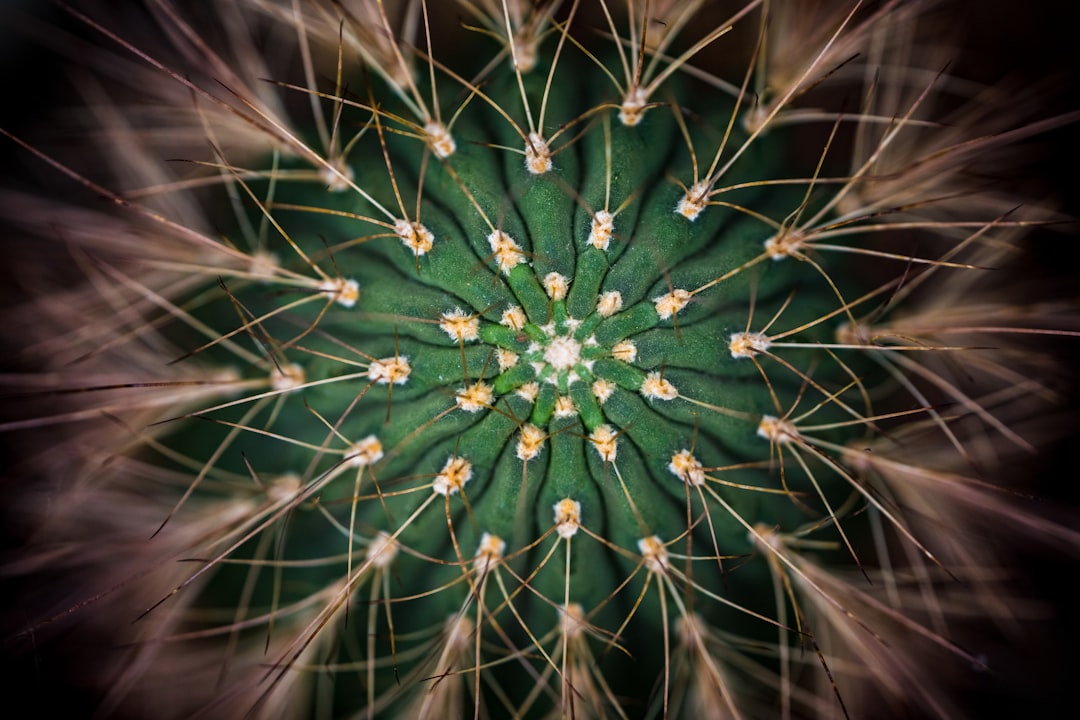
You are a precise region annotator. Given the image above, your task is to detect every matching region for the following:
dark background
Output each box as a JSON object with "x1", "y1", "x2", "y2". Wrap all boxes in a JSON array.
[{"x1": 2, "y1": 2, "x2": 1078, "y2": 717}]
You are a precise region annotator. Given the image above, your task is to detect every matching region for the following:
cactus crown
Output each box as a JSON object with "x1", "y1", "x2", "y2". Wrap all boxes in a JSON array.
[{"x1": 3, "y1": 1, "x2": 1078, "y2": 718}]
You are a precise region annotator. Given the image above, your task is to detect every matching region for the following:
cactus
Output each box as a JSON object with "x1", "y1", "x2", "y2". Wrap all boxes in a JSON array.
[{"x1": 2, "y1": 1, "x2": 1079, "y2": 718}]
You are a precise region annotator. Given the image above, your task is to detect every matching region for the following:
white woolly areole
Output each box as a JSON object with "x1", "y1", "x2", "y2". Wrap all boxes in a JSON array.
[
  {"x1": 368, "y1": 356, "x2": 411, "y2": 385},
  {"x1": 758, "y1": 415, "x2": 800, "y2": 444},
  {"x1": 729, "y1": 331, "x2": 772, "y2": 359},
  {"x1": 488, "y1": 230, "x2": 527, "y2": 274},
  {"x1": 619, "y1": 86, "x2": 649, "y2": 126},
  {"x1": 589, "y1": 424, "x2": 618, "y2": 462},
  {"x1": 553, "y1": 395, "x2": 578, "y2": 418},
  {"x1": 654, "y1": 289, "x2": 691, "y2": 319},
  {"x1": 588, "y1": 210, "x2": 614, "y2": 250},
  {"x1": 561, "y1": 603, "x2": 586, "y2": 640},
  {"x1": 516, "y1": 382, "x2": 540, "y2": 403},
  {"x1": 543, "y1": 272, "x2": 569, "y2": 301},
  {"x1": 395, "y1": 219, "x2": 434, "y2": 256},
  {"x1": 320, "y1": 277, "x2": 359, "y2": 307},
  {"x1": 248, "y1": 250, "x2": 280, "y2": 281},
  {"x1": 424, "y1": 121, "x2": 456, "y2": 159},
  {"x1": 543, "y1": 334, "x2": 582, "y2": 371},
  {"x1": 668, "y1": 449, "x2": 705, "y2": 486},
  {"x1": 638, "y1": 535, "x2": 669, "y2": 573},
  {"x1": 641, "y1": 372, "x2": 677, "y2": 400},
  {"x1": 501, "y1": 305, "x2": 527, "y2": 330},
  {"x1": 440, "y1": 308, "x2": 480, "y2": 342},
  {"x1": 611, "y1": 340, "x2": 637, "y2": 363},
  {"x1": 592, "y1": 378, "x2": 616, "y2": 404},
  {"x1": 764, "y1": 229, "x2": 805, "y2": 260},
  {"x1": 516, "y1": 423, "x2": 545, "y2": 461},
  {"x1": 511, "y1": 34, "x2": 538, "y2": 72},
  {"x1": 475, "y1": 532, "x2": 506, "y2": 564},
  {"x1": 271, "y1": 363, "x2": 305, "y2": 392},
  {"x1": 349, "y1": 435, "x2": 384, "y2": 467},
  {"x1": 676, "y1": 180, "x2": 711, "y2": 220},
  {"x1": 596, "y1": 290, "x2": 623, "y2": 317},
  {"x1": 496, "y1": 348, "x2": 519, "y2": 372},
  {"x1": 525, "y1": 132, "x2": 552, "y2": 174},
  {"x1": 553, "y1": 499, "x2": 582, "y2": 539},
  {"x1": 267, "y1": 473, "x2": 302, "y2": 504},
  {"x1": 455, "y1": 382, "x2": 493, "y2": 412},
  {"x1": 320, "y1": 157, "x2": 354, "y2": 192},
  {"x1": 433, "y1": 456, "x2": 473, "y2": 496},
  {"x1": 365, "y1": 532, "x2": 399, "y2": 568}
]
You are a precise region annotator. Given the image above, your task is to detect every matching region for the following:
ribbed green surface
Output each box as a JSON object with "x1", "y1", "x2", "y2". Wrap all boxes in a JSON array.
[{"x1": 170, "y1": 53, "x2": 845, "y2": 713}]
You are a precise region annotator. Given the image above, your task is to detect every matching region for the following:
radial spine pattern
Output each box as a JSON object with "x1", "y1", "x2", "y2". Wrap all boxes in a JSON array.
[{"x1": 2, "y1": 1, "x2": 1079, "y2": 718}]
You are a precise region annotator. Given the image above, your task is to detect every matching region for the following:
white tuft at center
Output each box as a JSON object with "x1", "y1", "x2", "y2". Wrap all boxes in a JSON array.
[{"x1": 543, "y1": 334, "x2": 582, "y2": 371}]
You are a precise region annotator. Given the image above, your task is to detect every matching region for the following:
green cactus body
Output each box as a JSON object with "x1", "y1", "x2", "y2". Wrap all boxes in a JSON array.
[
  {"x1": 178, "y1": 50, "x2": 843, "y2": 713},
  {"x1": 3, "y1": 2, "x2": 1078, "y2": 719}
]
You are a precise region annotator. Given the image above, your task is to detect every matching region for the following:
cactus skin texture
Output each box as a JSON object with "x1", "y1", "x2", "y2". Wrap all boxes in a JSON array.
[{"x1": 2, "y1": 1, "x2": 1080, "y2": 718}]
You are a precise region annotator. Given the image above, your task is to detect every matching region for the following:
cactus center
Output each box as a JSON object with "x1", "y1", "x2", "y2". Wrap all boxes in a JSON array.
[
  {"x1": 539, "y1": 329, "x2": 583, "y2": 373},
  {"x1": 101, "y1": 37, "x2": 877, "y2": 719}
]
